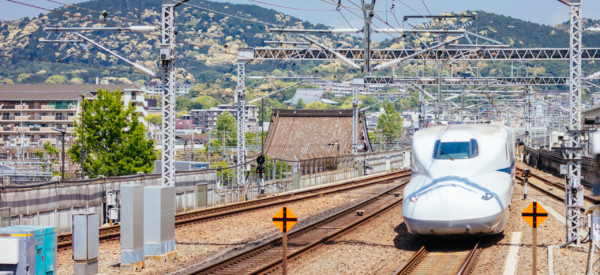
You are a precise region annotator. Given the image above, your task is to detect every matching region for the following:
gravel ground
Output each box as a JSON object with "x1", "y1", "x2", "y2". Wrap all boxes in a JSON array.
[
  {"x1": 475, "y1": 163, "x2": 589, "y2": 275},
  {"x1": 284, "y1": 162, "x2": 593, "y2": 275},
  {"x1": 285, "y1": 200, "x2": 419, "y2": 275},
  {"x1": 56, "y1": 180, "x2": 404, "y2": 274}
]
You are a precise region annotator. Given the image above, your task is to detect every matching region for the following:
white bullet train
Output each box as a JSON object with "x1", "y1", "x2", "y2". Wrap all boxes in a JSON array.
[{"x1": 403, "y1": 124, "x2": 516, "y2": 236}]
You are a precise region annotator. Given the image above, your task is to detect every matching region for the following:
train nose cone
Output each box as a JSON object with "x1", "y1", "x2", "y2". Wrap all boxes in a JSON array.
[{"x1": 403, "y1": 183, "x2": 505, "y2": 235}]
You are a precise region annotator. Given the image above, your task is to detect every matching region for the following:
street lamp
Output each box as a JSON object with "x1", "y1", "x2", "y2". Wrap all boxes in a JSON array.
[{"x1": 51, "y1": 127, "x2": 66, "y2": 181}]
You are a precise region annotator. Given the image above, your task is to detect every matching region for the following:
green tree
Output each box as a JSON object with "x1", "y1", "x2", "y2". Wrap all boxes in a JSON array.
[
  {"x1": 191, "y1": 95, "x2": 219, "y2": 110},
  {"x1": 176, "y1": 96, "x2": 192, "y2": 111},
  {"x1": 35, "y1": 142, "x2": 60, "y2": 176},
  {"x1": 296, "y1": 98, "x2": 305, "y2": 109},
  {"x1": 305, "y1": 101, "x2": 329, "y2": 110},
  {"x1": 44, "y1": 74, "x2": 68, "y2": 84},
  {"x1": 376, "y1": 102, "x2": 403, "y2": 143},
  {"x1": 216, "y1": 111, "x2": 237, "y2": 147},
  {"x1": 69, "y1": 89, "x2": 157, "y2": 178},
  {"x1": 145, "y1": 114, "x2": 162, "y2": 125}
]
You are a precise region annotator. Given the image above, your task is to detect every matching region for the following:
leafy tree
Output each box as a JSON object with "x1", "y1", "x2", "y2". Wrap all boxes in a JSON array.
[
  {"x1": 69, "y1": 89, "x2": 157, "y2": 178},
  {"x1": 305, "y1": 101, "x2": 329, "y2": 110},
  {"x1": 35, "y1": 141, "x2": 60, "y2": 176},
  {"x1": 296, "y1": 98, "x2": 305, "y2": 109},
  {"x1": 145, "y1": 114, "x2": 162, "y2": 126},
  {"x1": 216, "y1": 111, "x2": 237, "y2": 147},
  {"x1": 44, "y1": 74, "x2": 68, "y2": 84},
  {"x1": 176, "y1": 96, "x2": 192, "y2": 111},
  {"x1": 376, "y1": 102, "x2": 403, "y2": 143},
  {"x1": 191, "y1": 95, "x2": 219, "y2": 110}
]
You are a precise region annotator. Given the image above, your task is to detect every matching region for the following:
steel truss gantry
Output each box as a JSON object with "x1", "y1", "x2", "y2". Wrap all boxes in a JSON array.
[
  {"x1": 236, "y1": 62, "x2": 248, "y2": 185},
  {"x1": 160, "y1": 1, "x2": 177, "y2": 186},
  {"x1": 242, "y1": 47, "x2": 600, "y2": 61},
  {"x1": 562, "y1": 0, "x2": 584, "y2": 247},
  {"x1": 363, "y1": 76, "x2": 568, "y2": 86}
]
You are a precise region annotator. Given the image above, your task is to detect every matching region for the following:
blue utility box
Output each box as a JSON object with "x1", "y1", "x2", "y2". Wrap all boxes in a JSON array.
[{"x1": 0, "y1": 226, "x2": 57, "y2": 275}]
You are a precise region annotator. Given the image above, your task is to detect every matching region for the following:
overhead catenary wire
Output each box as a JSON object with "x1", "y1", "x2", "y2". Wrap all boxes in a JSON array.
[
  {"x1": 174, "y1": 0, "x2": 283, "y2": 28},
  {"x1": 44, "y1": 0, "x2": 142, "y2": 25}
]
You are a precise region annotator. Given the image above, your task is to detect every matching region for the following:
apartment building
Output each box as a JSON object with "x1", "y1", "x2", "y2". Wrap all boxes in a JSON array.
[
  {"x1": 0, "y1": 84, "x2": 148, "y2": 159},
  {"x1": 190, "y1": 104, "x2": 259, "y2": 133},
  {"x1": 145, "y1": 80, "x2": 192, "y2": 95}
]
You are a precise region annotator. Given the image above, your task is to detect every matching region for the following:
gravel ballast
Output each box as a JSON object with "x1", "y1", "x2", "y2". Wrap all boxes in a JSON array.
[{"x1": 57, "y1": 180, "x2": 404, "y2": 274}]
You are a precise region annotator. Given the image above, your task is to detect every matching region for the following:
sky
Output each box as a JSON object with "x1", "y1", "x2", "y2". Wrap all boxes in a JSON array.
[{"x1": 2, "y1": 0, "x2": 600, "y2": 33}]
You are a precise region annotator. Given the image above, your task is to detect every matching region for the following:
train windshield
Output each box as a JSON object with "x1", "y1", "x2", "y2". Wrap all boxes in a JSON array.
[{"x1": 433, "y1": 139, "x2": 479, "y2": 160}]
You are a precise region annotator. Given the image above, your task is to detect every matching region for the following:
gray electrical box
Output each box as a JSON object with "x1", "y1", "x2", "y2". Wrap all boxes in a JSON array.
[
  {"x1": 105, "y1": 190, "x2": 120, "y2": 224},
  {"x1": 120, "y1": 185, "x2": 144, "y2": 266},
  {"x1": 144, "y1": 185, "x2": 175, "y2": 256},
  {"x1": 72, "y1": 213, "x2": 99, "y2": 275},
  {"x1": 0, "y1": 208, "x2": 9, "y2": 228}
]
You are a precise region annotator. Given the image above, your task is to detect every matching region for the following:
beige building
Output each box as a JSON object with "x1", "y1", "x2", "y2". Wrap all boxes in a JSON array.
[{"x1": 0, "y1": 84, "x2": 148, "y2": 160}]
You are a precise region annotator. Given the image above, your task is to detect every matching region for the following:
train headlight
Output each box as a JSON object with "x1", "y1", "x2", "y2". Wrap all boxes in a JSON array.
[
  {"x1": 481, "y1": 193, "x2": 493, "y2": 200},
  {"x1": 410, "y1": 196, "x2": 418, "y2": 202}
]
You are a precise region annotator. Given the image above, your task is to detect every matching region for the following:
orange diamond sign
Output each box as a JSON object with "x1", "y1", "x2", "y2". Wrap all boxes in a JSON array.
[
  {"x1": 272, "y1": 207, "x2": 297, "y2": 233},
  {"x1": 522, "y1": 202, "x2": 548, "y2": 228}
]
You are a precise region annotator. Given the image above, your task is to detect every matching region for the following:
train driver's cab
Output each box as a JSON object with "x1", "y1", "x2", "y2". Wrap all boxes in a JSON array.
[{"x1": 433, "y1": 139, "x2": 479, "y2": 160}]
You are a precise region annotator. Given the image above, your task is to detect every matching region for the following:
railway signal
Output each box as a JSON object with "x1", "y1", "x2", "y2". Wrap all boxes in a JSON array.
[
  {"x1": 257, "y1": 155, "x2": 266, "y2": 195},
  {"x1": 272, "y1": 207, "x2": 297, "y2": 275},
  {"x1": 522, "y1": 169, "x2": 531, "y2": 199},
  {"x1": 522, "y1": 202, "x2": 548, "y2": 275}
]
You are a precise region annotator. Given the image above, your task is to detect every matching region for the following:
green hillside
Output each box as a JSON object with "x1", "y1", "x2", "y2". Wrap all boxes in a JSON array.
[{"x1": 2, "y1": 2, "x2": 600, "y2": 107}]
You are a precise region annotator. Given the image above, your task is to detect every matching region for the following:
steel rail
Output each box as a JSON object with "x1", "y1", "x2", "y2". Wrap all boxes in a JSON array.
[
  {"x1": 185, "y1": 180, "x2": 408, "y2": 274},
  {"x1": 394, "y1": 241, "x2": 480, "y2": 275},
  {"x1": 57, "y1": 170, "x2": 411, "y2": 250},
  {"x1": 515, "y1": 167, "x2": 600, "y2": 205}
]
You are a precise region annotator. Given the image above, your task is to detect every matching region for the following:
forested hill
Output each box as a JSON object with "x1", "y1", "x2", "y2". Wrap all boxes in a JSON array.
[
  {"x1": 2, "y1": 1, "x2": 600, "y2": 87},
  {"x1": 379, "y1": 11, "x2": 600, "y2": 49},
  {"x1": 0, "y1": 0, "x2": 358, "y2": 86}
]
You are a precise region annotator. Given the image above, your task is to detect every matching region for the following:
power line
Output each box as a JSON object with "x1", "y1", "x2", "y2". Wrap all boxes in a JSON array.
[
  {"x1": 248, "y1": 0, "x2": 337, "y2": 12},
  {"x1": 420, "y1": 0, "x2": 432, "y2": 16},
  {"x1": 174, "y1": 0, "x2": 282, "y2": 28},
  {"x1": 44, "y1": 0, "x2": 142, "y2": 24}
]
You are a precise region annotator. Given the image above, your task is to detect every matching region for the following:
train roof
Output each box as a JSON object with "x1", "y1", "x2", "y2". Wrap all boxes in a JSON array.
[{"x1": 415, "y1": 124, "x2": 510, "y2": 142}]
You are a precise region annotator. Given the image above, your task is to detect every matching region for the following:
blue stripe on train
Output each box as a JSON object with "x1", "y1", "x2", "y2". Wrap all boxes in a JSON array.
[{"x1": 496, "y1": 160, "x2": 515, "y2": 174}]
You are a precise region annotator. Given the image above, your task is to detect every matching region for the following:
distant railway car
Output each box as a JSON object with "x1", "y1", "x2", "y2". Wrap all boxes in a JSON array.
[{"x1": 403, "y1": 124, "x2": 515, "y2": 235}]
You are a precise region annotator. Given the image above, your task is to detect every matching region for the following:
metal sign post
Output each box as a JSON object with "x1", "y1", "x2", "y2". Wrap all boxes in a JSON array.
[
  {"x1": 522, "y1": 202, "x2": 549, "y2": 275},
  {"x1": 585, "y1": 206, "x2": 600, "y2": 274},
  {"x1": 523, "y1": 169, "x2": 531, "y2": 199},
  {"x1": 272, "y1": 207, "x2": 297, "y2": 275}
]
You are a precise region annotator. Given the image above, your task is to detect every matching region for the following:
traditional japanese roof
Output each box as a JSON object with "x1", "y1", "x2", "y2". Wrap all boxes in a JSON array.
[{"x1": 263, "y1": 109, "x2": 371, "y2": 160}]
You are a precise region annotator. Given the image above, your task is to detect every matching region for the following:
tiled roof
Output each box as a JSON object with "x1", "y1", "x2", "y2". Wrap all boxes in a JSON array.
[
  {"x1": 0, "y1": 84, "x2": 141, "y2": 100},
  {"x1": 283, "y1": 88, "x2": 325, "y2": 105},
  {"x1": 263, "y1": 109, "x2": 371, "y2": 160}
]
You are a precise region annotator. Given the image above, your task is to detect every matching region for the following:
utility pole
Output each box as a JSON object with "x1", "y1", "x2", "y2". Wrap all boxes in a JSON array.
[
  {"x1": 236, "y1": 61, "x2": 247, "y2": 185},
  {"x1": 160, "y1": 1, "x2": 176, "y2": 187},
  {"x1": 525, "y1": 87, "x2": 532, "y2": 148},
  {"x1": 559, "y1": 0, "x2": 584, "y2": 247},
  {"x1": 80, "y1": 94, "x2": 85, "y2": 179},
  {"x1": 352, "y1": 85, "x2": 359, "y2": 154},
  {"x1": 437, "y1": 61, "x2": 443, "y2": 122},
  {"x1": 361, "y1": 0, "x2": 375, "y2": 73}
]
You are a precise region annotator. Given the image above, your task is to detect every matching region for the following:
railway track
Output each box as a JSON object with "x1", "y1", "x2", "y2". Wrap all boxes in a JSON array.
[
  {"x1": 183, "y1": 177, "x2": 408, "y2": 274},
  {"x1": 57, "y1": 170, "x2": 411, "y2": 250},
  {"x1": 515, "y1": 167, "x2": 600, "y2": 206},
  {"x1": 393, "y1": 241, "x2": 480, "y2": 275}
]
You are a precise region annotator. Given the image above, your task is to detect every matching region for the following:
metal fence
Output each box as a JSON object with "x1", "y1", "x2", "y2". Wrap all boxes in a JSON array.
[{"x1": 1, "y1": 149, "x2": 408, "y2": 233}]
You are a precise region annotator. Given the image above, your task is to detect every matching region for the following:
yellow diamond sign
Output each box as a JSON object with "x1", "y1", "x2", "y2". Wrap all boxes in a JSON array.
[{"x1": 272, "y1": 207, "x2": 297, "y2": 233}]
